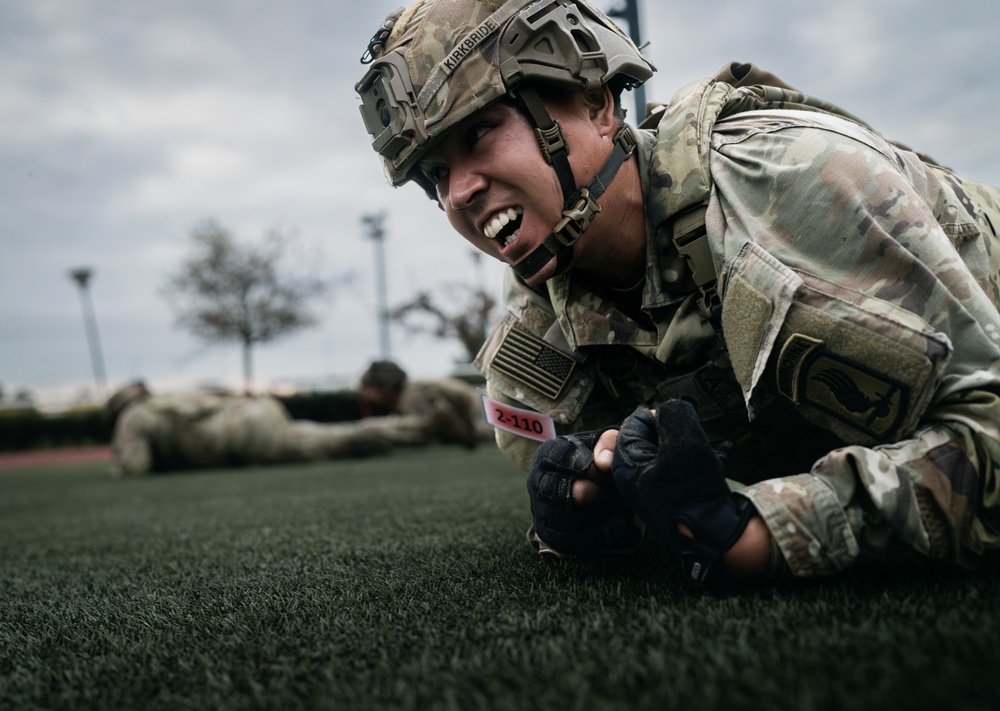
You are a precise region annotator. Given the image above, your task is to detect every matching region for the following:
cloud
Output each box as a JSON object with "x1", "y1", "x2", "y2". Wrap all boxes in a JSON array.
[{"x1": 3, "y1": 0, "x2": 998, "y2": 406}]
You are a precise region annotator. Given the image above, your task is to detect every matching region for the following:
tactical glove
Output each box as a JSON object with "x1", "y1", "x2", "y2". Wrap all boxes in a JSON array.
[
  {"x1": 527, "y1": 429, "x2": 644, "y2": 557},
  {"x1": 612, "y1": 400, "x2": 754, "y2": 586}
]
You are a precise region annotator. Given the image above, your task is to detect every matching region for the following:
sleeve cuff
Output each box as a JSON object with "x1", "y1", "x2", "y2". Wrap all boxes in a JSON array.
[{"x1": 739, "y1": 474, "x2": 861, "y2": 577}]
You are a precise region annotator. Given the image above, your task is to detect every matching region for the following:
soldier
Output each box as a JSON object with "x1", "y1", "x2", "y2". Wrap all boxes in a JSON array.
[
  {"x1": 356, "y1": 359, "x2": 492, "y2": 445},
  {"x1": 358, "y1": 360, "x2": 409, "y2": 416},
  {"x1": 352, "y1": 360, "x2": 491, "y2": 446},
  {"x1": 105, "y1": 380, "x2": 478, "y2": 476},
  {"x1": 399, "y1": 375, "x2": 496, "y2": 446},
  {"x1": 309, "y1": 360, "x2": 409, "y2": 421},
  {"x1": 356, "y1": 0, "x2": 1000, "y2": 585}
]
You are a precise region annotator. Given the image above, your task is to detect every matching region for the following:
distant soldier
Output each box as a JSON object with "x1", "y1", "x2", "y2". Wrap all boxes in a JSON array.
[
  {"x1": 359, "y1": 359, "x2": 409, "y2": 415},
  {"x1": 105, "y1": 381, "x2": 478, "y2": 476},
  {"x1": 312, "y1": 360, "x2": 409, "y2": 421},
  {"x1": 304, "y1": 360, "x2": 492, "y2": 448},
  {"x1": 399, "y1": 375, "x2": 495, "y2": 446}
]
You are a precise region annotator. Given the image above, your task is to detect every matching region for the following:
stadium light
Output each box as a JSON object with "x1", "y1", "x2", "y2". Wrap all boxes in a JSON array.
[
  {"x1": 361, "y1": 212, "x2": 391, "y2": 360},
  {"x1": 69, "y1": 267, "x2": 108, "y2": 399}
]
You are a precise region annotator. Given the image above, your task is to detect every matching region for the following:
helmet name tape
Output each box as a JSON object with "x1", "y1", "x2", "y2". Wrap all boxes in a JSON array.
[
  {"x1": 441, "y1": 18, "x2": 500, "y2": 75},
  {"x1": 417, "y1": 0, "x2": 525, "y2": 112}
]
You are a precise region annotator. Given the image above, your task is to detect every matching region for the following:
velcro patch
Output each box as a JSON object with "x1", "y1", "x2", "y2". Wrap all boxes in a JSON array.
[
  {"x1": 776, "y1": 333, "x2": 908, "y2": 441},
  {"x1": 492, "y1": 326, "x2": 576, "y2": 400}
]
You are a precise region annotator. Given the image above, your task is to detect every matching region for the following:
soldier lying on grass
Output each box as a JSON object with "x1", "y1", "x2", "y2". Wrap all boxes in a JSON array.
[
  {"x1": 356, "y1": 0, "x2": 1000, "y2": 585},
  {"x1": 105, "y1": 375, "x2": 483, "y2": 476}
]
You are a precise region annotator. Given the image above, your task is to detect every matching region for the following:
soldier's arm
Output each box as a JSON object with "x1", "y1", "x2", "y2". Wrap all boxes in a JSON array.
[{"x1": 709, "y1": 116, "x2": 1000, "y2": 576}]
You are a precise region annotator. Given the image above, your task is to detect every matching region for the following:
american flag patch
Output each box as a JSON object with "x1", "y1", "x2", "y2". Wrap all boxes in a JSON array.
[{"x1": 492, "y1": 327, "x2": 576, "y2": 400}]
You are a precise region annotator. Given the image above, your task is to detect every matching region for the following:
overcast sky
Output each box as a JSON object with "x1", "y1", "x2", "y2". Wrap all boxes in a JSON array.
[{"x1": 2, "y1": 0, "x2": 998, "y2": 406}]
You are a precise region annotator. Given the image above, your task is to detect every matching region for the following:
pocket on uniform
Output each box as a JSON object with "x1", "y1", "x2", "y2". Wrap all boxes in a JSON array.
[
  {"x1": 722, "y1": 241, "x2": 953, "y2": 445},
  {"x1": 721, "y1": 241, "x2": 803, "y2": 409}
]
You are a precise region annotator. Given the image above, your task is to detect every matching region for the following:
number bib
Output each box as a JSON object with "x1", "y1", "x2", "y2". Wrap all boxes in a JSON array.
[{"x1": 481, "y1": 394, "x2": 556, "y2": 442}]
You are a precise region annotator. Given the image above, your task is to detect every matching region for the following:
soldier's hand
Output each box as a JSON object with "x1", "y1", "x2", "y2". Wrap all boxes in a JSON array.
[
  {"x1": 526, "y1": 428, "x2": 643, "y2": 557},
  {"x1": 569, "y1": 428, "x2": 618, "y2": 504},
  {"x1": 612, "y1": 401, "x2": 755, "y2": 585}
]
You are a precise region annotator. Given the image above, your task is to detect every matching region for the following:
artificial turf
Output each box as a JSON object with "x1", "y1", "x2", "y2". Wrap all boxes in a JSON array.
[{"x1": 1, "y1": 445, "x2": 999, "y2": 710}]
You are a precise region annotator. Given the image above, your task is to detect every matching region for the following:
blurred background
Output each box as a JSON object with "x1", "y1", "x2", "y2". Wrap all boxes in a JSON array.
[{"x1": 3, "y1": 0, "x2": 998, "y2": 410}]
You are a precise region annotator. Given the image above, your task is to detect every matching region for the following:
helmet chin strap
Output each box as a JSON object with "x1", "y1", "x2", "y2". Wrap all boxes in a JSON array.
[{"x1": 511, "y1": 86, "x2": 637, "y2": 282}]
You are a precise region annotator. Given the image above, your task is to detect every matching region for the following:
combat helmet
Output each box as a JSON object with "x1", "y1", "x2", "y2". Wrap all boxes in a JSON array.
[{"x1": 356, "y1": 0, "x2": 654, "y2": 281}]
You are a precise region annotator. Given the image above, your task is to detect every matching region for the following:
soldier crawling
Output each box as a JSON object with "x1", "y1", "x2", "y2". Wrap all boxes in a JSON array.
[
  {"x1": 356, "y1": 0, "x2": 1000, "y2": 585},
  {"x1": 105, "y1": 363, "x2": 487, "y2": 476}
]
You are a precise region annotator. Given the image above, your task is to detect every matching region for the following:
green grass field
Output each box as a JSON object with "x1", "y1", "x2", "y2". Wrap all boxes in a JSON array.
[{"x1": 2, "y1": 445, "x2": 999, "y2": 710}]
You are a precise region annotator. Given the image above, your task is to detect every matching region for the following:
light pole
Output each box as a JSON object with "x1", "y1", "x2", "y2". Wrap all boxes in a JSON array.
[
  {"x1": 69, "y1": 267, "x2": 108, "y2": 399},
  {"x1": 606, "y1": 0, "x2": 648, "y2": 122},
  {"x1": 361, "y1": 212, "x2": 391, "y2": 360}
]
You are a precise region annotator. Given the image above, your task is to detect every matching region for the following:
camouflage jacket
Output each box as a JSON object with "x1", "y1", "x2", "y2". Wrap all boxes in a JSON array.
[
  {"x1": 476, "y1": 72, "x2": 1000, "y2": 576},
  {"x1": 111, "y1": 393, "x2": 291, "y2": 475}
]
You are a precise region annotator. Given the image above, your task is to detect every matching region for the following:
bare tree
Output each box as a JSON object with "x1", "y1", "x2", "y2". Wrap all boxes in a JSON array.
[
  {"x1": 390, "y1": 282, "x2": 497, "y2": 363},
  {"x1": 163, "y1": 220, "x2": 331, "y2": 392}
]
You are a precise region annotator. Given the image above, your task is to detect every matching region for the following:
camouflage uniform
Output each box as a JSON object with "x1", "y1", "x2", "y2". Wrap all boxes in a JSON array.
[
  {"x1": 110, "y1": 392, "x2": 435, "y2": 476},
  {"x1": 400, "y1": 378, "x2": 495, "y2": 446},
  {"x1": 476, "y1": 74, "x2": 1000, "y2": 576}
]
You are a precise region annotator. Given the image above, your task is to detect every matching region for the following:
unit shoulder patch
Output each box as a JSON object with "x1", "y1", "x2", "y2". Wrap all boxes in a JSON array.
[{"x1": 776, "y1": 333, "x2": 908, "y2": 441}]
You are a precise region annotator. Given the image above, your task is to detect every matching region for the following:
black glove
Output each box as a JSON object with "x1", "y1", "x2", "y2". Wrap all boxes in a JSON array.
[
  {"x1": 612, "y1": 400, "x2": 754, "y2": 585},
  {"x1": 527, "y1": 429, "x2": 643, "y2": 557}
]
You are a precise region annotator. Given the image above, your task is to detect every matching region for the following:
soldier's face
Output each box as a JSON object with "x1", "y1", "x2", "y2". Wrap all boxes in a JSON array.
[{"x1": 417, "y1": 91, "x2": 615, "y2": 285}]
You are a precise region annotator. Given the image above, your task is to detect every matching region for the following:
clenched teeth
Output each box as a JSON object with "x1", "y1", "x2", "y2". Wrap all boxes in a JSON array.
[{"x1": 483, "y1": 207, "x2": 523, "y2": 245}]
